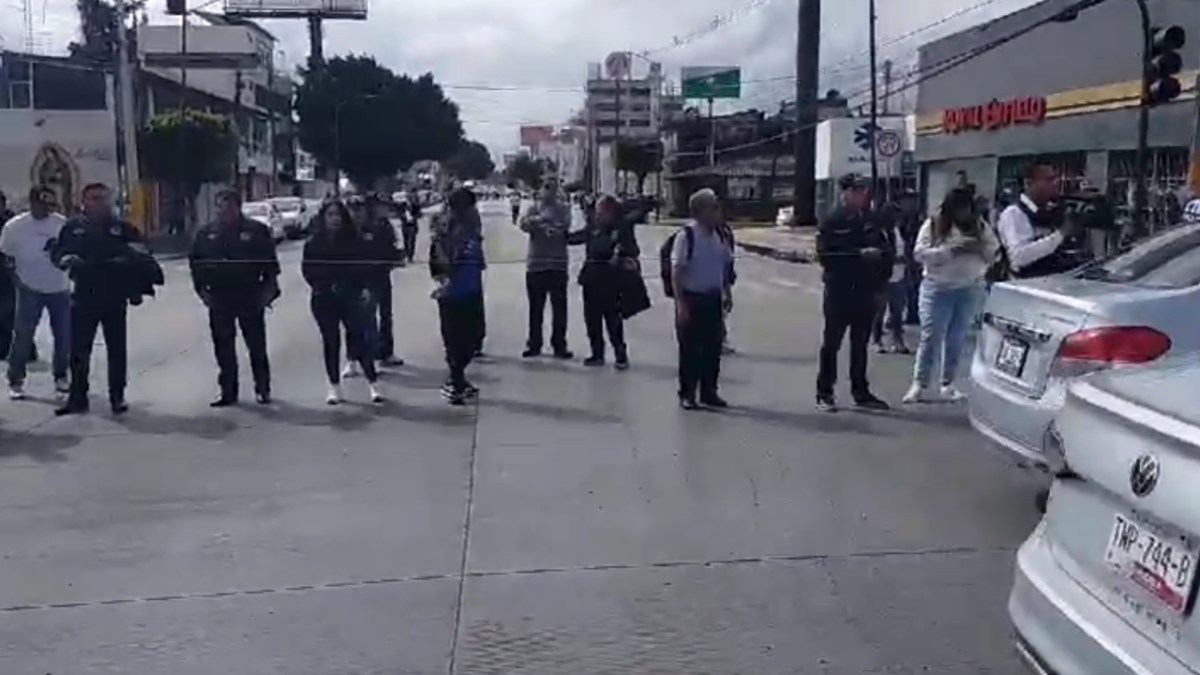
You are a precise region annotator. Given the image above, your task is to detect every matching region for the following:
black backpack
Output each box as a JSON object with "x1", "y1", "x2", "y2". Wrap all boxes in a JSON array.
[{"x1": 659, "y1": 225, "x2": 736, "y2": 297}]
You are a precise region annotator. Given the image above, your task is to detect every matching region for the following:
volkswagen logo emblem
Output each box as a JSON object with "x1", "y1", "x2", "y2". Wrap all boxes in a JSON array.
[{"x1": 1129, "y1": 454, "x2": 1161, "y2": 498}]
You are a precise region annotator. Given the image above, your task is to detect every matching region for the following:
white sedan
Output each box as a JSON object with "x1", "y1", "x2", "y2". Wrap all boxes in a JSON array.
[{"x1": 242, "y1": 201, "x2": 285, "y2": 242}]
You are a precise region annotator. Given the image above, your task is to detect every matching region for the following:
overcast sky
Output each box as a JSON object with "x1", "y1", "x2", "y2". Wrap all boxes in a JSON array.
[{"x1": 2, "y1": 0, "x2": 1038, "y2": 156}]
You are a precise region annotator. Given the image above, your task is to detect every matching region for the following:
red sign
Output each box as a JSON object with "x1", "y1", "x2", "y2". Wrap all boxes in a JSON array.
[{"x1": 943, "y1": 96, "x2": 1047, "y2": 134}]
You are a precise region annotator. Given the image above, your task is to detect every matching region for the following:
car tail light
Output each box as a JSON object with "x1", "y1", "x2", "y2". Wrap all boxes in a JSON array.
[{"x1": 1050, "y1": 326, "x2": 1171, "y2": 378}]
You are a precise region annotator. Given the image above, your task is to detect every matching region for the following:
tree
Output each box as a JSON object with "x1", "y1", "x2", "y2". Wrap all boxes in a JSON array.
[
  {"x1": 68, "y1": 0, "x2": 143, "y2": 64},
  {"x1": 138, "y1": 109, "x2": 235, "y2": 228},
  {"x1": 445, "y1": 140, "x2": 495, "y2": 181},
  {"x1": 295, "y1": 56, "x2": 464, "y2": 189},
  {"x1": 505, "y1": 152, "x2": 551, "y2": 189},
  {"x1": 615, "y1": 140, "x2": 663, "y2": 195}
]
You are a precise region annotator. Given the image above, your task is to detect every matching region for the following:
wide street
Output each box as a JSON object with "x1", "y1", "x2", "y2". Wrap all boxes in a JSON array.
[{"x1": 1, "y1": 200, "x2": 1045, "y2": 674}]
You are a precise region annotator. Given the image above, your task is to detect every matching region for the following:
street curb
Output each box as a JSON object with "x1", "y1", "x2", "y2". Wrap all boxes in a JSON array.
[{"x1": 735, "y1": 240, "x2": 814, "y2": 264}]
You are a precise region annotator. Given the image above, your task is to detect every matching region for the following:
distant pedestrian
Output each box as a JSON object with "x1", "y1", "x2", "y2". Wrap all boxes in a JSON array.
[
  {"x1": 398, "y1": 199, "x2": 419, "y2": 264},
  {"x1": 53, "y1": 183, "x2": 144, "y2": 416},
  {"x1": 871, "y1": 193, "x2": 915, "y2": 354},
  {"x1": 903, "y1": 188, "x2": 997, "y2": 404},
  {"x1": 188, "y1": 188, "x2": 281, "y2": 407},
  {"x1": 509, "y1": 189, "x2": 522, "y2": 224},
  {"x1": 519, "y1": 177, "x2": 573, "y2": 359},
  {"x1": 431, "y1": 188, "x2": 486, "y2": 405},
  {"x1": 672, "y1": 189, "x2": 734, "y2": 410},
  {"x1": 1, "y1": 186, "x2": 69, "y2": 400},
  {"x1": 814, "y1": 173, "x2": 892, "y2": 413},
  {"x1": 571, "y1": 194, "x2": 639, "y2": 369},
  {"x1": 360, "y1": 194, "x2": 405, "y2": 367},
  {"x1": 302, "y1": 199, "x2": 383, "y2": 405}
]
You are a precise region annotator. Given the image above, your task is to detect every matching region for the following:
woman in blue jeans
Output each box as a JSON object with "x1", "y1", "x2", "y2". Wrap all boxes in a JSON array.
[{"x1": 903, "y1": 188, "x2": 997, "y2": 404}]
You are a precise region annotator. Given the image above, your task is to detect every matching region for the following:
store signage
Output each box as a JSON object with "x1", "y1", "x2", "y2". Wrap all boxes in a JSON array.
[{"x1": 943, "y1": 96, "x2": 1047, "y2": 134}]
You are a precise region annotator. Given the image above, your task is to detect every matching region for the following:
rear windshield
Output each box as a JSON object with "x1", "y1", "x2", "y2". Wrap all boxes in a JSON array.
[
  {"x1": 243, "y1": 204, "x2": 271, "y2": 217},
  {"x1": 1082, "y1": 224, "x2": 1200, "y2": 289}
]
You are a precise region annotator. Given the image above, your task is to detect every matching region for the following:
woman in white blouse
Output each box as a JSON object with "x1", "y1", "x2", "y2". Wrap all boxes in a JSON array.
[{"x1": 903, "y1": 188, "x2": 998, "y2": 403}]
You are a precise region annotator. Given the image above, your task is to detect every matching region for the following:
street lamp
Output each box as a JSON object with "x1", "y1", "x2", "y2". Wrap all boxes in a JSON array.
[{"x1": 333, "y1": 93, "x2": 382, "y2": 196}]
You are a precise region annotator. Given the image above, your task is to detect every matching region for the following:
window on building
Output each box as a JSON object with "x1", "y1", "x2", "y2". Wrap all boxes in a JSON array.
[
  {"x1": 32, "y1": 62, "x2": 107, "y2": 111},
  {"x1": 1108, "y1": 147, "x2": 1190, "y2": 234},
  {"x1": 6, "y1": 58, "x2": 32, "y2": 109},
  {"x1": 628, "y1": 119, "x2": 651, "y2": 127}
]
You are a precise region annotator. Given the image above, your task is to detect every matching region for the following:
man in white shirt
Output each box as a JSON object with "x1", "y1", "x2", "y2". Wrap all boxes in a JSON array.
[
  {"x1": 0, "y1": 186, "x2": 70, "y2": 399},
  {"x1": 995, "y1": 162, "x2": 1081, "y2": 279}
]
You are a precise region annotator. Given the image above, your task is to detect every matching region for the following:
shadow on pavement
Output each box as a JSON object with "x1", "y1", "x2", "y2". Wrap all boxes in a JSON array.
[
  {"x1": 0, "y1": 427, "x2": 80, "y2": 463},
  {"x1": 725, "y1": 352, "x2": 819, "y2": 367},
  {"x1": 727, "y1": 405, "x2": 887, "y2": 436},
  {"x1": 481, "y1": 398, "x2": 623, "y2": 425},
  {"x1": 111, "y1": 406, "x2": 240, "y2": 440},
  {"x1": 378, "y1": 363, "x2": 500, "y2": 388},
  {"x1": 245, "y1": 398, "x2": 475, "y2": 430}
]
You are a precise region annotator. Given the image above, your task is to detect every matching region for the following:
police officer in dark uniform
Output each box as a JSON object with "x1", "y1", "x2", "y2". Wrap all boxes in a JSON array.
[
  {"x1": 814, "y1": 174, "x2": 893, "y2": 413},
  {"x1": 188, "y1": 188, "x2": 281, "y2": 407},
  {"x1": 53, "y1": 182, "x2": 143, "y2": 416}
]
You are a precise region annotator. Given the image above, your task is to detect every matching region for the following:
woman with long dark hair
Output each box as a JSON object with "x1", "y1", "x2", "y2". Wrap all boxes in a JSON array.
[
  {"x1": 903, "y1": 188, "x2": 998, "y2": 404},
  {"x1": 569, "y1": 195, "x2": 640, "y2": 369},
  {"x1": 301, "y1": 199, "x2": 383, "y2": 405},
  {"x1": 430, "y1": 188, "x2": 486, "y2": 405}
]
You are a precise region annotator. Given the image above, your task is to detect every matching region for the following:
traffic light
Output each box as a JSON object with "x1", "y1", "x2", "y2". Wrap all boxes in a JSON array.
[{"x1": 1146, "y1": 26, "x2": 1186, "y2": 106}]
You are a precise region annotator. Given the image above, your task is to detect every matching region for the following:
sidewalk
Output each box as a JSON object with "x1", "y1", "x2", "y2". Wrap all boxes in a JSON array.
[{"x1": 735, "y1": 226, "x2": 816, "y2": 263}]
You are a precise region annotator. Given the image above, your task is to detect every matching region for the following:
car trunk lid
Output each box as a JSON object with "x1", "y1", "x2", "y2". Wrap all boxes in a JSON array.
[
  {"x1": 978, "y1": 276, "x2": 1100, "y2": 397},
  {"x1": 1045, "y1": 363, "x2": 1200, "y2": 664}
]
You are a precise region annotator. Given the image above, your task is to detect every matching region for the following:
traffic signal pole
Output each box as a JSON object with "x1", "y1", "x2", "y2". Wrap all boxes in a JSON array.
[
  {"x1": 1133, "y1": 0, "x2": 1151, "y2": 239},
  {"x1": 793, "y1": 0, "x2": 820, "y2": 226}
]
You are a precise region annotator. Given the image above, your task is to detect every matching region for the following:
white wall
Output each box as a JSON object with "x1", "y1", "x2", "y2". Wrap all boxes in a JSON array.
[
  {"x1": 0, "y1": 109, "x2": 119, "y2": 212},
  {"x1": 815, "y1": 117, "x2": 912, "y2": 181}
]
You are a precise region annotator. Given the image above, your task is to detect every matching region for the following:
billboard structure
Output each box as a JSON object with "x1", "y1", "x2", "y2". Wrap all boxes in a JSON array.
[
  {"x1": 681, "y1": 66, "x2": 741, "y2": 100},
  {"x1": 520, "y1": 125, "x2": 555, "y2": 149},
  {"x1": 224, "y1": 0, "x2": 366, "y2": 18}
]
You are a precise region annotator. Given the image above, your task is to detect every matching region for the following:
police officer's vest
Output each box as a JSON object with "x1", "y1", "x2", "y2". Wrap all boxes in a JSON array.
[{"x1": 1007, "y1": 200, "x2": 1079, "y2": 279}]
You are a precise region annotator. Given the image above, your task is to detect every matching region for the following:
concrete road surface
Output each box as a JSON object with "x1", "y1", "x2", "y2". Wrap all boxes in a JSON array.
[{"x1": 0, "y1": 200, "x2": 1045, "y2": 674}]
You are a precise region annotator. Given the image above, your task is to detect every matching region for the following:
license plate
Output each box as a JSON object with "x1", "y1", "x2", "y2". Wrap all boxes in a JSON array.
[
  {"x1": 1104, "y1": 513, "x2": 1199, "y2": 614},
  {"x1": 995, "y1": 336, "x2": 1029, "y2": 377}
]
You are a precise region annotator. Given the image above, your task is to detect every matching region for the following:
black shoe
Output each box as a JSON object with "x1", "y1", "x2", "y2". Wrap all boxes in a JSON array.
[
  {"x1": 853, "y1": 394, "x2": 890, "y2": 412},
  {"x1": 55, "y1": 399, "x2": 89, "y2": 416},
  {"x1": 446, "y1": 389, "x2": 468, "y2": 406},
  {"x1": 583, "y1": 356, "x2": 605, "y2": 367},
  {"x1": 614, "y1": 357, "x2": 630, "y2": 371},
  {"x1": 522, "y1": 347, "x2": 542, "y2": 358},
  {"x1": 380, "y1": 356, "x2": 405, "y2": 367},
  {"x1": 679, "y1": 395, "x2": 700, "y2": 410},
  {"x1": 463, "y1": 382, "x2": 480, "y2": 399},
  {"x1": 255, "y1": 392, "x2": 272, "y2": 405},
  {"x1": 815, "y1": 394, "x2": 838, "y2": 413},
  {"x1": 699, "y1": 393, "x2": 728, "y2": 409},
  {"x1": 209, "y1": 396, "x2": 237, "y2": 408},
  {"x1": 552, "y1": 348, "x2": 574, "y2": 360},
  {"x1": 110, "y1": 397, "x2": 129, "y2": 415}
]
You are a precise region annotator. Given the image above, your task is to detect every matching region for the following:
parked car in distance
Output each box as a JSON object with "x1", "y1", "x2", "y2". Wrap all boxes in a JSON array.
[
  {"x1": 268, "y1": 197, "x2": 307, "y2": 239},
  {"x1": 776, "y1": 206, "x2": 795, "y2": 228},
  {"x1": 1010, "y1": 357, "x2": 1200, "y2": 675},
  {"x1": 242, "y1": 201, "x2": 285, "y2": 242},
  {"x1": 969, "y1": 223, "x2": 1200, "y2": 470}
]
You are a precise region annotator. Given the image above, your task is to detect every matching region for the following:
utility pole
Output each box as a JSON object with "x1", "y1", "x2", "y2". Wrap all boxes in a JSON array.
[
  {"x1": 793, "y1": 0, "x2": 820, "y2": 226},
  {"x1": 233, "y1": 69, "x2": 244, "y2": 199},
  {"x1": 882, "y1": 59, "x2": 893, "y2": 115},
  {"x1": 114, "y1": 0, "x2": 140, "y2": 216},
  {"x1": 307, "y1": 16, "x2": 324, "y2": 67},
  {"x1": 868, "y1": 0, "x2": 879, "y2": 203},
  {"x1": 613, "y1": 69, "x2": 622, "y2": 195}
]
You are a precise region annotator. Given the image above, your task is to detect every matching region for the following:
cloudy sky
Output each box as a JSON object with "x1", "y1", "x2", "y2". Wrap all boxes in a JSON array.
[{"x1": 2, "y1": 0, "x2": 1038, "y2": 155}]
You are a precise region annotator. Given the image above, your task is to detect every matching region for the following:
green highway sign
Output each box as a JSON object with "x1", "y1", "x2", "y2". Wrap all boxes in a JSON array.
[{"x1": 681, "y1": 66, "x2": 741, "y2": 100}]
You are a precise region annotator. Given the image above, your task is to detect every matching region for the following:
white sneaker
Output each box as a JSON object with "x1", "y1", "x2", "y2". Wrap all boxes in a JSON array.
[
  {"x1": 54, "y1": 377, "x2": 70, "y2": 395},
  {"x1": 939, "y1": 384, "x2": 966, "y2": 402},
  {"x1": 368, "y1": 382, "x2": 384, "y2": 404},
  {"x1": 342, "y1": 361, "x2": 360, "y2": 379},
  {"x1": 902, "y1": 383, "x2": 934, "y2": 404},
  {"x1": 325, "y1": 384, "x2": 343, "y2": 405},
  {"x1": 7, "y1": 384, "x2": 26, "y2": 401}
]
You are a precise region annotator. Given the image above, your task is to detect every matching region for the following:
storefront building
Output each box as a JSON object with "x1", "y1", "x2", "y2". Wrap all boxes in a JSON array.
[{"x1": 915, "y1": 0, "x2": 1200, "y2": 228}]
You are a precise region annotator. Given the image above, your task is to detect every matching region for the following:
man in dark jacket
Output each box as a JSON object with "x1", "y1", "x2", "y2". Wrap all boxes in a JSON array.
[
  {"x1": 52, "y1": 182, "x2": 144, "y2": 415},
  {"x1": 361, "y1": 194, "x2": 405, "y2": 366},
  {"x1": 568, "y1": 195, "x2": 640, "y2": 368},
  {"x1": 189, "y1": 188, "x2": 281, "y2": 407},
  {"x1": 814, "y1": 174, "x2": 893, "y2": 412}
]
